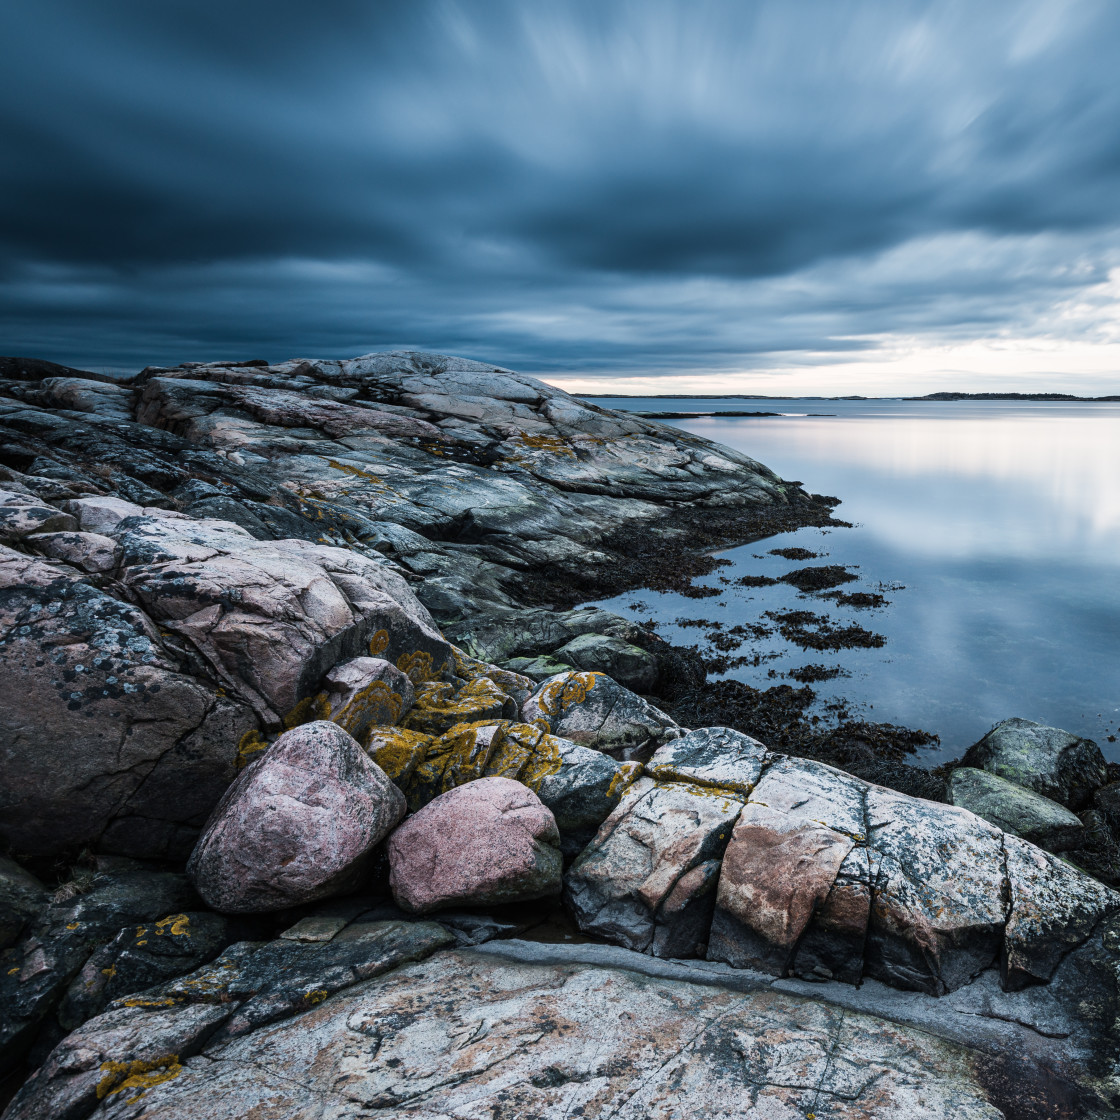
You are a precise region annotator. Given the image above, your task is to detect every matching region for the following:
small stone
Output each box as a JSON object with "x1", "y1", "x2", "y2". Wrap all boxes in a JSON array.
[
  {"x1": 187, "y1": 721, "x2": 406, "y2": 913},
  {"x1": 321, "y1": 656, "x2": 415, "y2": 742},
  {"x1": 279, "y1": 915, "x2": 349, "y2": 942}
]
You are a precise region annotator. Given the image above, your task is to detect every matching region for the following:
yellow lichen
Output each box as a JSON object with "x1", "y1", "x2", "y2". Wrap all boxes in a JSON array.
[
  {"x1": 155, "y1": 914, "x2": 191, "y2": 937},
  {"x1": 514, "y1": 431, "x2": 576, "y2": 457},
  {"x1": 606, "y1": 761, "x2": 643, "y2": 801},
  {"x1": 402, "y1": 677, "x2": 512, "y2": 736},
  {"x1": 334, "y1": 679, "x2": 403, "y2": 736},
  {"x1": 535, "y1": 671, "x2": 596, "y2": 718},
  {"x1": 365, "y1": 726, "x2": 433, "y2": 782},
  {"x1": 303, "y1": 989, "x2": 329, "y2": 1005},
  {"x1": 118, "y1": 995, "x2": 179, "y2": 1008},
  {"x1": 96, "y1": 1056, "x2": 182, "y2": 1101},
  {"x1": 235, "y1": 729, "x2": 269, "y2": 769},
  {"x1": 396, "y1": 649, "x2": 437, "y2": 684},
  {"x1": 368, "y1": 628, "x2": 390, "y2": 656},
  {"x1": 328, "y1": 459, "x2": 383, "y2": 485},
  {"x1": 283, "y1": 692, "x2": 332, "y2": 730}
]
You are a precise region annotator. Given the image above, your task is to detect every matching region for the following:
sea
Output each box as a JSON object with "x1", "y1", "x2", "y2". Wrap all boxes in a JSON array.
[{"x1": 585, "y1": 397, "x2": 1120, "y2": 766}]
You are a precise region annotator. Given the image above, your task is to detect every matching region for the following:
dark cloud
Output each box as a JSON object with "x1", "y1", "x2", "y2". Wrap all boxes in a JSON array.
[{"x1": 2, "y1": 0, "x2": 1120, "y2": 382}]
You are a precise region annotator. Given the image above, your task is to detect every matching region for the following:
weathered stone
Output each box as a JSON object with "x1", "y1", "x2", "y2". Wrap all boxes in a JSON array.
[
  {"x1": 278, "y1": 915, "x2": 349, "y2": 942},
  {"x1": 0, "y1": 547, "x2": 259, "y2": 862},
  {"x1": 56, "y1": 911, "x2": 230, "y2": 1031},
  {"x1": 54, "y1": 948, "x2": 1030, "y2": 1119},
  {"x1": 3, "y1": 920, "x2": 452, "y2": 1120},
  {"x1": 962, "y1": 716, "x2": 1108, "y2": 809},
  {"x1": 707, "y1": 758, "x2": 865, "y2": 976},
  {"x1": 565, "y1": 777, "x2": 744, "y2": 956},
  {"x1": 26, "y1": 530, "x2": 121, "y2": 574},
  {"x1": 319, "y1": 655, "x2": 414, "y2": 742},
  {"x1": 111, "y1": 514, "x2": 455, "y2": 720},
  {"x1": 0, "y1": 489, "x2": 77, "y2": 540},
  {"x1": 0, "y1": 857, "x2": 46, "y2": 951},
  {"x1": 501, "y1": 653, "x2": 574, "y2": 682},
  {"x1": 401, "y1": 674, "x2": 516, "y2": 736},
  {"x1": 949, "y1": 766, "x2": 1086, "y2": 851},
  {"x1": 522, "y1": 670, "x2": 680, "y2": 755},
  {"x1": 1001, "y1": 833, "x2": 1120, "y2": 990},
  {"x1": 646, "y1": 725, "x2": 769, "y2": 795},
  {"x1": 0, "y1": 871, "x2": 196, "y2": 1075},
  {"x1": 363, "y1": 725, "x2": 432, "y2": 784},
  {"x1": 552, "y1": 632, "x2": 659, "y2": 693},
  {"x1": 709, "y1": 803, "x2": 855, "y2": 975},
  {"x1": 865, "y1": 786, "x2": 1008, "y2": 995},
  {"x1": 187, "y1": 721, "x2": 405, "y2": 913},
  {"x1": 451, "y1": 646, "x2": 534, "y2": 707},
  {"x1": 388, "y1": 777, "x2": 563, "y2": 913}
]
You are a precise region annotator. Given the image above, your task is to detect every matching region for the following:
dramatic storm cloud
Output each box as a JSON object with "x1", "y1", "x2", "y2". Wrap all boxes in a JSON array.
[{"x1": 3, "y1": 0, "x2": 1120, "y2": 390}]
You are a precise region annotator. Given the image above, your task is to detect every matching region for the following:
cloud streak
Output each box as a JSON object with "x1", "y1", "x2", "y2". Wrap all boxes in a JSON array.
[{"x1": 2, "y1": 0, "x2": 1120, "y2": 389}]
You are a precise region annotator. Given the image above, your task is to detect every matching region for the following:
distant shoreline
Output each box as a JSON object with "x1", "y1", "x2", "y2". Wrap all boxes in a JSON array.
[{"x1": 578, "y1": 391, "x2": 1120, "y2": 402}]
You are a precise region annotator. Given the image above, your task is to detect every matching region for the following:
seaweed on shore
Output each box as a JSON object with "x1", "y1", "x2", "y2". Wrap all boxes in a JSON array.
[
  {"x1": 824, "y1": 589, "x2": 888, "y2": 608},
  {"x1": 769, "y1": 546, "x2": 819, "y2": 560},
  {"x1": 787, "y1": 663, "x2": 849, "y2": 683},
  {"x1": 780, "y1": 564, "x2": 858, "y2": 592},
  {"x1": 766, "y1": 608, "x2": 886, "y2": 650},
  {"x1": 669, "y1": 678, "x2": 943, "y2": 801}
]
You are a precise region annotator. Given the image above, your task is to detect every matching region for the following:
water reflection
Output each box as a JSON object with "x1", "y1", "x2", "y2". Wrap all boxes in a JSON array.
[{"x1": 588, "y1": 399, "x2": 1120, "y2": 763}]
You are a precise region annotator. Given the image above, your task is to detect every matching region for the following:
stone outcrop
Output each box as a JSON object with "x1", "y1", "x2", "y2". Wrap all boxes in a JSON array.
[
  {"x1": 566, "y1": 728, "x2": 1120, "y2": 999},
  {"x1": 4, "y1": 350, "x2": 1120, "y2": 1114},
  {"x1": 388, "y1": 777, "x2": 563, "y2": 913},
  {"x1": 4, "y1": 351, "x2": 796, "y2": 864},
  {"x1": 187, "y1": 721, "x2": 406, "y2": 913}
]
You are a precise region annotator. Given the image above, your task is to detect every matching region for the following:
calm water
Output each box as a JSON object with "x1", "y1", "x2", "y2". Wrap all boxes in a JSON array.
[{"x1": 587, "y1": 398, "x2": 1120, "y2": 765}]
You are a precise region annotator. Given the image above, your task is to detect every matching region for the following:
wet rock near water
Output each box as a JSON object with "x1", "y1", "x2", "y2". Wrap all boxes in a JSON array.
[{"x1": 962, "y1": 717, "x2": 1109, "y2": 810}]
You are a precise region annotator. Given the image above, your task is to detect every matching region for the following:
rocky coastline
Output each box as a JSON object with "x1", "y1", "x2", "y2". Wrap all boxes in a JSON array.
[{"x1": 3, "y1": 351, "x2": 1120, "y2": 1118}]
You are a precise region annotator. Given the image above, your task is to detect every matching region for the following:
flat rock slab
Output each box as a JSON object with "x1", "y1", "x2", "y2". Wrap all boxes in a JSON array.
[
  {"x1": 67, "y1": 948, "x2": 1019, "y2": 1119},
  {"x1": 950, "y1": 766, "x2": 1086, "y2": 851}
]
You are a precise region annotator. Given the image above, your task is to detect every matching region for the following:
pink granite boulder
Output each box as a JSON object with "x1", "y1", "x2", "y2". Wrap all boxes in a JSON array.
[
  {"x1": 388, "y1": 776, "x2": 562, "y2": 913},
  {"x1": 187, "y1": 720, "x2": 406, "y2": 912}
]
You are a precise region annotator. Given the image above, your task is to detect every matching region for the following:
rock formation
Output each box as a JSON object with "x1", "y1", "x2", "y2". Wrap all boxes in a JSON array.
[{"x1": 2, "y1": 351, "x2": 1120, "y2": 1117}]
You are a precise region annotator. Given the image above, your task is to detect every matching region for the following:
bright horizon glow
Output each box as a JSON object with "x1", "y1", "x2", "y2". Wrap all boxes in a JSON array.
[{"x1": 545, "y1": 336, "x2": 1120, "y2": 396}]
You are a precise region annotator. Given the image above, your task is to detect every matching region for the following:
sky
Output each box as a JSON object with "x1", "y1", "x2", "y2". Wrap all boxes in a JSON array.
[{"x1": 2, "y1": 1, "x2": 1120, "y2": 394}]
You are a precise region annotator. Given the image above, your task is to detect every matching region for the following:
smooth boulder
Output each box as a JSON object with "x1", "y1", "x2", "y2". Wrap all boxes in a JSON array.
[
  {"x1": 949, "y1": 766, "x2": 1086, "y2": 852},
  {"x1": 388, "y1": 776, "x2": 562, "y2": 913},
  {"x1": 187, "y1": 721, "x2": 405, "y2": 912},
  {"x1": 961, "y1": 717, "x2": 1108, "y2": 809},
  {"x1": 320, "y1": 655, "x2": 415, "y2": 743}
]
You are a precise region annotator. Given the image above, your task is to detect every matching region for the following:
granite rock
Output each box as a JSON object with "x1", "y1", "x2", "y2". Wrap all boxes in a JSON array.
[
  {"x1": 187, "y1": 721, "x2": 405, "y2": 912},
  {"x1": 388, "y1": 777, "x2": 563, "y2": 913},
  {"x1": 962, "y1": 716, "x2": 1108, "y2": 810}
]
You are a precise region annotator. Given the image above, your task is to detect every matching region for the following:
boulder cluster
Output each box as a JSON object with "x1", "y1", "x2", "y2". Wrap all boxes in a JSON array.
[{"x1": 2, "y1": 352, "x2": 1119, "y2": 1118}]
